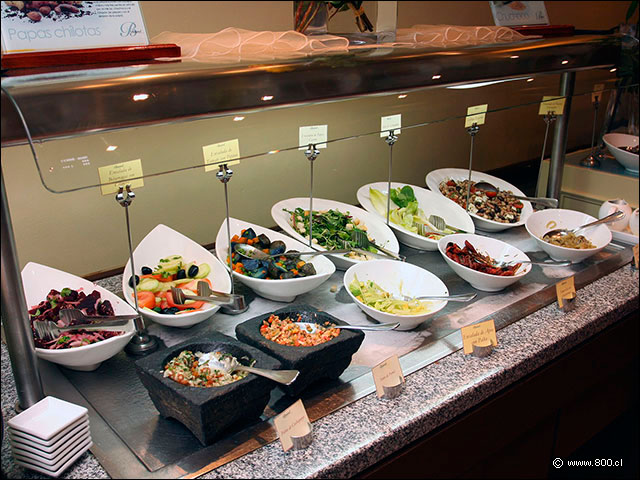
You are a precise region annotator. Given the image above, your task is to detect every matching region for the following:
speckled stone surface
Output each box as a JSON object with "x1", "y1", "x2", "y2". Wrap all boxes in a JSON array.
[{"x1": 2, "y1": 264, "x2": 638, "y2": 479}]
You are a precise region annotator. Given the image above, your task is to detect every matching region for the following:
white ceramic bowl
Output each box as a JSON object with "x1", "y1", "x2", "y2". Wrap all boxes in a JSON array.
[
  {"x1": 426, "y1": 168, "x2": 533, "y2": 232},
  {"x1": 437, "y1": 234, "x2": 532, "y2": 292},
  {"x1": 356, "y1": 182, "x2": 475, "y2": 251},
  {"x1": 215, "y1": 218, "x2": 336, "y2": 302},
  {"x1": 603, "y1": 133, "x2": 639, "y2": 173},
  {"x1": 271, "y1": 198, "x2": 400, "y2": 270},
  {"x1": 122, "y1": 224, "x2": 231, "y2": 328},
  {"x1": 343, "y1": 260, "x2": 448, "y2": 330},
  {"x1": 525, "y1": 209, "x2": 612, "y2": 263},
  {"x1": 21, "y1": 262, "x2": 136, "y2": 371}
]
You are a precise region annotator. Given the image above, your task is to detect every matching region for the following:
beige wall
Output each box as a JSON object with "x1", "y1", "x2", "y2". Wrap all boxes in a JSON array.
[{"x1": 2, "y1": 1, "x2": 634, "y2": 278}]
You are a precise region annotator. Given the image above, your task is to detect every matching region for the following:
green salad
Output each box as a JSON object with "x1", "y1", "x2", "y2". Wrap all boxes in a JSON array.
[
  {"x1": 349, "y1": 274, "x2": 433, "y2": 315},
  {"x1": 369, "y1": 186, "x2": 455, "y2": 240}
]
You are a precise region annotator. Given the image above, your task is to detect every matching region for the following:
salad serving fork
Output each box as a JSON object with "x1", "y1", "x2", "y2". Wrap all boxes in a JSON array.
[{"x1": 350, "y1": 230, "x2": 405, "y2": 261}]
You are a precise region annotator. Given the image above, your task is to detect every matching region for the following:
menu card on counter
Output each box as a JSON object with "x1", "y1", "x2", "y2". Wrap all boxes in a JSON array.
[
  {"x1": 372, "y1": 354, "x2": 404, "y2": 398},
  {"x1": 556, "y1": 276, "x2": 576, "y2": 309},
  {"x1": 461, "y1": 319, "x2": 497, "y2": 354},
  {"x1": 1, "y1": 1, "x2": 148, "y2": 53},
  {"x1": 273, "y1": 399, "x2": 311, "y2": 452}
]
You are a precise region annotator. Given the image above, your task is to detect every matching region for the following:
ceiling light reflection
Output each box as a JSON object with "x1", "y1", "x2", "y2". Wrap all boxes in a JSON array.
[
  {"x1": 106, "y1": 145, "x2": 118, "y2": 152},
  {"x1": 398, "y1": 94, "x2": 407, "y2": 99},
  {"x1": 261, "y1": 95, "x2": 274, "y2": 101},
  {"x1": 132, "y1": 93, "x2": 149, "y2": 101},
  {"x1": 233, "y1": 116, "x2": 245, "y2": 121}
]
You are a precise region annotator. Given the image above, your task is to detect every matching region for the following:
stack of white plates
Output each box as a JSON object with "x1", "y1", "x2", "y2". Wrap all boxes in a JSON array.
[{"x1": 7, "y1": 396, "x2": 92, "y2": 477}]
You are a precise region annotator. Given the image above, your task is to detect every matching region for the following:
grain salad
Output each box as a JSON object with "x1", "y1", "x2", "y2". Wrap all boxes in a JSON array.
[{"x1": 162, "y1": 350, "x2": 249, "y2": 387}]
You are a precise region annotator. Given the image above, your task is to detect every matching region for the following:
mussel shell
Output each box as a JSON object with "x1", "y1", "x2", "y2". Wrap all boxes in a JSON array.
[
  {"x1": 256, "y1": 234, "x2": 271, "y2": 249},
  {"x1": 299, "y1": 263, "x2": 317, "y2": 276},
  {"x1": 269, "y1": 240, "x2": 286, "y2": 256},
  {"x1": 242, "y1": 228, "x2": 257, "y2": 239}
]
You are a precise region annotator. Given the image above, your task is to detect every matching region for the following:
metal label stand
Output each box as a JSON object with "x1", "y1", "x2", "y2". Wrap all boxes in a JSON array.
[{"x1": 384, "y1": 130, "x2": 398, "y2": 225}]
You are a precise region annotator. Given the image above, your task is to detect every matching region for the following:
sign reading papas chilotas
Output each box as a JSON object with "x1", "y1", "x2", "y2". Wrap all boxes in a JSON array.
[{"x1": 1, "y1": 1, "x2": 148, "y2": 54}]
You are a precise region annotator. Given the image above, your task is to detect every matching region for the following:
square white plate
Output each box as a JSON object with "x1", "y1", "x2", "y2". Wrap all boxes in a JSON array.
[
  {"x1": 7, "y1": 397, "x2": 87, "y2": 440},
  {"x1": 8, "y1": 413, "x2": 88, "y2": 446},
  {"x1": 10, "y1": 425, "x2": 90, "y2": 459},
  {"x1": 13, "y1": 438, "x2": 92, "y2": 478}
]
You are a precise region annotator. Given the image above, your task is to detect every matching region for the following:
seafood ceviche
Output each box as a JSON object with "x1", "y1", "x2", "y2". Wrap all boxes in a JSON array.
[
  {"x1": 229, "y1": 228, "x2": 316, "y2": 279},
  {"x1": 162, "y1": 350, "x2": 251, "y2": 387},
  {"x1": 445, "y1": 241, "x2": 521, "y2": 276},
  {"x1": 349, "y1": 275, "x2": 434, "y2": 315},
  {"x1": 439, "y1": 179, "x2": 523, "y2": 224},
  {"x1": 543, "y1": 232, "x2": 596, "y2": 249},
  {"x1": 130, "y1": 255, "x2": 212, "y2": 315},
  {"x1": 260, "y1": 314, "x2": 340, "y2": 346},
  {"x1": 285, "y1": 207, "x2": 377, "y2": 261},
  {"x1": 29, "y1": 288, "x2": 123, "y2": 349}
]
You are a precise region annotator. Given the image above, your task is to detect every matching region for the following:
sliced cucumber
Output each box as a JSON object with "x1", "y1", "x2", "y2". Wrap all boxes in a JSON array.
[
  {"x1": 195, "y1": 263, "x2": 210, "y2": 279},
  {"x1": 137, "y1": 278, "x2": 159, "y2": 292}
]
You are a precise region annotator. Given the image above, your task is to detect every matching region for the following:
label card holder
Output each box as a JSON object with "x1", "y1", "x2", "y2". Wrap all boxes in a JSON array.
[
  {"x1": 592, "y1": 83, "x2": 605, "y2": 103},
  {"x1": 380, "y1": 114, "x2": 402, "y2": 137},
  {"x1": 539, "y1": 96, "x2": 566, "y2": 115},
  {"x1": 299, "y1": 125, "x2": 328, "y2": 150},
  {"x1": 556, "y1": 276, "x2": 576, "y2": 310},
  {"x1": 203, "y1": 139, "x2": 240, "y2": 171},
  {"x1": 273, "y1": 399, "x2": 312, "y2": 452},
  {"x1": 461, "y1": 319, "x2": 497, "y2": 357},
  {"x1": 372, "y1": 354, "x2": 405, "y2": 399},
  {"x1": 465, "y1": 104, "x2": 488, "y2": 128},
  {"x1": 98, "y1": 159, "x2": 144, "y2": 195}
]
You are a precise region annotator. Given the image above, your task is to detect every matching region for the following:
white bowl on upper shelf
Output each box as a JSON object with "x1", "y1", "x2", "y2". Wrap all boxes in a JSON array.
[
  {"x1": 343, "y1": 260, "x2": 449, "y2": 330},
  {"x1": 437, "y1": 234, "x2": 532, "y2": 292},
  {"x1": 356, "y1": 182, "x2": 475, "y2": 251},
  {"x1": 525, "y1": 209, "x2": 612, "y2": 263},
  {"x1": 271, "y1": 197, "x2": 400, "y2": 270},
  {"x1": 425, "y1": 168, "x2": 533, "y2": 232},
  {"x1": 122, "y1": 224, "x2": 231, "y2": 328},
  {"x1": 215, "y1": 217, "x2": 335, "y2": 302},
  {"x1": 603, "y1": 133, "x2": 639, "y2": 173},
  {"x1": 21, "y1": 262, "x2": 136, "y2": 371}
]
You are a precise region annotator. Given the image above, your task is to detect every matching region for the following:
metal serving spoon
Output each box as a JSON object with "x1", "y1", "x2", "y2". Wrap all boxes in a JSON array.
[
  {"x1": 295, "y1": 321, "x2": 400, "y2": 333},
  {"x1": 474, "y1": 181, "x2": 558, "y2": 208},
  {"x1": 206, "y1": 355, "x2": 299, "y2": 385},
  {"x1": 542, "y1": 210, "x2": 625, "y2": 240},
  {"x1": 396, "y1": 292, "x2": 477, "y2": 302},
  {"x1": 234, "y1": 243, "x2": 355, "y2": 261}
]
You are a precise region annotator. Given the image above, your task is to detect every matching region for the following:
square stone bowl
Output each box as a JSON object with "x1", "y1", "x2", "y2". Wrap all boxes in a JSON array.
[
  {"x1": 235, "y1": 305, "x2": 365, "y2": 397},
  {"x1": 134, "y1": 332, "x2": 281, "y2": 445}
]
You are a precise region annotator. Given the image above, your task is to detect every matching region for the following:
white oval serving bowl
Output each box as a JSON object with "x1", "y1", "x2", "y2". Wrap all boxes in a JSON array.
[
  {"x1": 603, "y1": 133, "x2": 639, "y2": 173},
  {"x1": 343, "y1": 260, "x2": 448, "y2": 330},
  {"x1": 426, "y1": 168, "x2": 533, "y2": 232},
  {"x1": 356, "y1": 182, "x2": 475, "y2": 251},
  {"x1": 122, "y1": 224, "x2": 231, "y2": 328},
  {"x1": 21, "y1": 262, "x2": 136, "y2": 371},
  {"x1": 215, "y1": 218, "x2": 336, "y2": 302},
  {"x1": 437, "y1": 234, "x2": 532, "y2": 292},
  {"x1": 525, "y1": 209, "x2": 611, "y2": 263},
  {"x1": 271, "y1": 197, "x2": 400, "y2": 270}
]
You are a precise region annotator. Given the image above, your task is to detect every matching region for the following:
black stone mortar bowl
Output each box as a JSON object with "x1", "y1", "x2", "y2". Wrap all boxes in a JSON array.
[
  {"x1": 235, "y1": 305, "x2": 365, "y2": 397},
  {"x1": 134, "y1": 332, "x2": 281, "y2": 445}
]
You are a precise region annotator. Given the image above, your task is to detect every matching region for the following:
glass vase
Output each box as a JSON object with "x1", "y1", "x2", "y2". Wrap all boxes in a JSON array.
[{"x1": 294, "y1": 1, "x2": 328, "y2": 36}]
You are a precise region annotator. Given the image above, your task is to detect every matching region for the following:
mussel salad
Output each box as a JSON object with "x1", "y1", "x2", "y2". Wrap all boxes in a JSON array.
[
  {"x1": 439, "y1": 179, "x2": 523, "y2": 224},
  {"x1": 29, "y1": 288, "x2": 123, "y2": 349},
  {"x1": 445, "y1": 241, "x2": 521, "y2": 276},
  {"x1": 368, "y1": 185, "x2": 457, "y2": 240},
  {"x1": 163, "y1": 350, "x2": 253, "y2": 387},
  {"x1": 228, "y1": 228, "x2": 317, "y2": 279},
  {"x1": 129, "y1": 255, "x2": 213, "y2": 315},
  {"x1": 260, "y1": 314, "x2": 340, "y2": 346},
  {"x1": 349, "y1": 275, "x2": 435, "y2": 315},
  {"x1": 285, "y1": 207, "x2": 379, "y2": 261}
]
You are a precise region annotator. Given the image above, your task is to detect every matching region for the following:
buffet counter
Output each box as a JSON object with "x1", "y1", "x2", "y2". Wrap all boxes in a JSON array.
[{"x1": 2, "y1": 259, "x2": 637, "y2": 479}]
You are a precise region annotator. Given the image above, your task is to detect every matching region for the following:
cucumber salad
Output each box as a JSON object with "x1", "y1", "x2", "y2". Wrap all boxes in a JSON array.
[{"x1": 128, "y1": 255, "x2": 212, "y2": 315}]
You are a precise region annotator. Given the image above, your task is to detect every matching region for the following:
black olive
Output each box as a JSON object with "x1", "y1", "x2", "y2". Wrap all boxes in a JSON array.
[
  {"x1": 168, "y1": 307, "x2": 180, "y2": 314},
  {"x1": 141, "y1": 266, "x2": 152, "y2": 275},
  {"x1": 176, "y1": 269, "x2": 186, "y2": 279},
  {"x1": 128, "y1": 275, "x2": 140, "y2": 288},
  {"x1": 188, "y1": 265, "x2": 199, "y2": 277}
]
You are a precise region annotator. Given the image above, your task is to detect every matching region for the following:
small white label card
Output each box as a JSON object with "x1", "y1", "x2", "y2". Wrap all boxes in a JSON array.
[
  {"x1": 490, "y1": 1, "x2": 549, "y2": 27},
  {"x1": 273, "y1": 399, "x2": 311, "y2": 452},
  {"x1": 592, "y1": 83, "x2": 605, "y2": 103},
  {"x1": 380, "y1": 114, "x2": 402, "y2": 137},
  {"x1": 539, "y1": 96, "x2": 566, "y2": 115},
  {"x1": 298, "y1": 125, "x2": 327, "y2": 150},
  {"x1": 1, "y1": 1, "x2": 148, "y2": 54},
  {"x1": 461, "y1": 319, "x2": 497, "y2": 354},
  {"x1": 556, "y1": 275, "x2": 576, "y2": 309},
  {"x1": 633, "y1": 244, "x2": 639, "y2": 269},
  {"x1": 372, "y1": 354, "x2": 405, "y2": 398},
  {"x1": 203, "y1": 139, "x2": 240, "y2": 172},
  {"x1": 98, "y1": 159, "x2": 143, "y2": 195},
  {"x1": 465, "y1": 104, "x2": 488, "y2": 128}
]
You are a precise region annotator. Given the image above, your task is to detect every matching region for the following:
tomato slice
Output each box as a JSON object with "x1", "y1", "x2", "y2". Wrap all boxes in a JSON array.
[
  {"x1": 165, "y1": 291, "x2": 204, "y2": 311},
  {"x1": 485, "y1": 191, "x2": 497, "y2": 198},
  {"x1": 141, "y1": 273, "x2": 175, "y2": 282},
  {"x1": 136, "y1": 291, "x2": 156, "y2": 309}
]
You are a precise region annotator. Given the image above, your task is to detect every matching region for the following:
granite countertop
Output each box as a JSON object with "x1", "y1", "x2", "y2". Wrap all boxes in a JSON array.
[{"x1": 2, "y1": 263, "x2": 638, "y2": 479}]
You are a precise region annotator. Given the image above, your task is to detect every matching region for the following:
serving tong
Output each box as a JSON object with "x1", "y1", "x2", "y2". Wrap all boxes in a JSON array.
[
  {"x1": 170, "y1": 281, "x2": 246, "y2": 311},
  {"x1": 33, "y1": 309, "x2": 139, "y2": 342}
]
